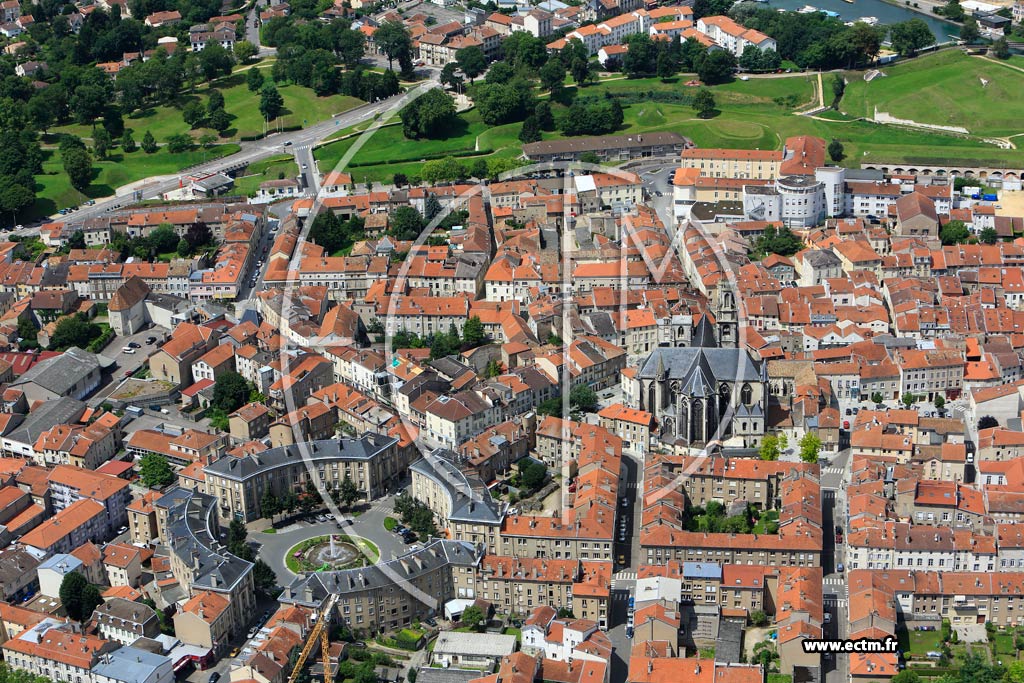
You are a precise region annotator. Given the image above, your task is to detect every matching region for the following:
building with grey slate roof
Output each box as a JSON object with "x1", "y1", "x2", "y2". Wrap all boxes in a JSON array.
[
  {"x1": 153, "y1": 487, "x2": 255, "y2": 641},
  {"x1": 202, "y1": 434, "x2": 410, "y2": 522},
  {"x1": 635, "y1": 345, "x2": 766, "y2": 449},
  {"x1": 92, "y1": 645, "x2": 174, "y2": 683},
  {"x1": 11, "y1": 347, "x2": 107, "y2": 403},
  {"x1": 410, "y1": 449, "x2": 505, "y2": 554},
  {"x1": 1, "y1": 396, "x2": 86, "y2": 461},
  {"x1": 280, "y1": 539, "x2": 482, "y2": 633}
]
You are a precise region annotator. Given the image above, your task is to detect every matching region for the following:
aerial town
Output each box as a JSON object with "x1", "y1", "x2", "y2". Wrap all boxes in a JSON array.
[{"x1": 2, "y1": 1, "x2": 1024, "y2": 683}]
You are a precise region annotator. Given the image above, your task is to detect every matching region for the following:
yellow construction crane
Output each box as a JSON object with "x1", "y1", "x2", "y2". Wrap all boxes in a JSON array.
[{"x1": 287, "y1": 593, "x2": 339, "y2": 683}]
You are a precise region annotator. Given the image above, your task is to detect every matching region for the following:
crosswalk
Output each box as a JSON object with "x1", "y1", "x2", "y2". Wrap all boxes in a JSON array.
[
  {"x1": 823, "y1": 577, "x2": 845, "y2": 586},
  {"x1": 823, "y1": 466, "x2": 845, "y2": 476},
  {"x1": 824, "y1": 577, "x2": 849, "y2": 607}
]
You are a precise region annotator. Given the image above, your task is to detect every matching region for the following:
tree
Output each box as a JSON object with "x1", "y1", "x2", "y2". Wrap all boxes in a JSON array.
[
  {"x1": 399, "y1": 89, "x2": 456, "y2": 139},
  {"x1": 183, "y1": 100, "x2": 206, "y2": 129},
  {"x1": 186, "y1": 220, "x2": 213, "y2": 251},
  {"x1": 692, "y1": 88, "x2": 715, "y2": 119},
  {"x1": 457, "y1": 46, "x2": 488, "y2": 81},
  {"x1": 209, "y1": 108, "x2": 231, "y2": 132},
  {"x1": 121, "y1": 128, "x2": 136, "y2": 153},
  {"x1": 902, "y1": 392, "x2": 916, "y2": 408},
  {"x1": 166, "y1": 134, "x2": 193, "y2": 153},
  {"x1": 501, "y1": 31, "x2": 547, "y2": 69},
  {"x1": 227, "y1": 518, "x2": 248, "y2": 550},
  {"x1": 979, "y1": 415, "x2": 999, "y2": 430},
  {"x1": 939, "y1": 0, "x2": 965, "y2": 19},
  {"x1": 828, "y1": 139, "x2": 845, "y2": 163},
  {"x1": 462, "y1": 315, "x2": 487, "y2": 347},
  {"x1": 461, "y1": 605, "x2": 486, "y2": 631},
  {"x1": 750, "y1": 610, "x2": 769, "y2": 627},
  {"x1": 247, "y1": 66, "x2": 265, "y2": 92},
  {"x1": 234, "y1": 40, "x2": 258, "y2": 63},
  {"x1": 570, "y1": 385, "x2": 598, "y2": 413},
  {"x1": 518, "y1": 114, "x2": 541, "y2": 143},
  {"x1": 657, "y1": 49, "x2": 679, "y2": 80},
  {"x1": 571, "y1": 56, "x2": 593, "y2": 87},
  {"x1": 207, "y1": 89, "x2": 225, "y2": 116},
  {"x1": 93, "y1": 129, "x2": 111, "y2": 160},
  {"x1": 141, "y1": 130, "x2": 157, "y2": 153},
  {"x1": 519, "y1": 458, "x2": 547, "y2": 491},
  {"x1": 473, "y1": 81, "x2": 535, "y2": 126},
  {"x1": 199, "y1": 43, "x2": 234, "y2": 81},
  {"x1": 253, "y1": 558, "x2": 277, "y2": 593},
  {"x1": 759, "y1": 434, "x2": 781, "y2": 461},
  {"x1": 485, "y1": 61, "x2": 515, "y2": 85},
  {"x1": 535, "y1": 101, "x2": 555, "y2": 131},
  {"x1": 389, "y1": 206, "x2": 425, "y2": 241},
  {"x1": 799, "y1": 432, "x2": 821, "y2": 463},
  {"x1": 960, "y1": 16, "x2": 980, "y2": 43},
  {"x1": 261, "y1": 485, "x2": 280, "y2": 521},
  {"x1": 871, "y1": 391, "x2": 884, "y2": 405},
  {"x1": 934, "y1": 395, "x2": 946, "y2": 412},
  {"x1": 697, "y1": 50, "x2": 736, "y2": 85},
  {"x1": 49, "y1": 315, "x2": 102, "y2": 350},
  {"x1": 374, "y1": 21, "x2": 412, "y2": 70},
  {"x1": 80, "y1": 584, "x2": 103, "y2": 621},
  {"x1": 440, "y1": 63, "x2": 463, "y2": 91},
  {"x1": 993, "y1": 37, "x2": 1011, "y2": 59},
  {"x1": 580, "y1": 152, "x2": 601, "y2": 165},
  {"x1": 213, "y1": 372, "x2": 251, "y2": 413},
  {"x1": 260, "y1": 83, "x2": 285, "y2": 121},
  {"x1": 139, "y1": 453, "x2": 175, "y2": 488},
  {"x1": 421, "y1": 157, "x2": 467, "y2": 185},
  {"x1": 978, "y1": 226, "x2": 998, "y2": 244},
  {"x1": 63, "y1": 146, "x2": 93, "y2": 191},
  {"x1": 150, "y1": 224, "x2": 179, "y2": 253},
  {"x1": 338, "y1": 475, "x2": 360, "y2": 509},
  {"x1": 889, "y1": 19, "x2": 934, "y2": 56},
  {"x1": 940, "y1": 220, "x2": 970, "y2": 245},
  {"x1": 539, "y1": 57, "x2": 566, "y2": 93},
  {"x1": 60, "y1": 572, "x2": 88, "y2": 621}
]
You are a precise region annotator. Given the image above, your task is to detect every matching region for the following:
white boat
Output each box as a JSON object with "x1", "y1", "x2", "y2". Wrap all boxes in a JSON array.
[
  {"x1": 856, "y1": 15, "x2": 878, "y2": 23},
  {"x1": 797, "y1": 4, "x2": 819, "y2": 12}
]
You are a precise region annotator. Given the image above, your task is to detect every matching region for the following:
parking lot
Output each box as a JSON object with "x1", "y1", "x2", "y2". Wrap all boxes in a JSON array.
[{"x1": 90, "y1": 325, "x2": 172, "y2": 405}]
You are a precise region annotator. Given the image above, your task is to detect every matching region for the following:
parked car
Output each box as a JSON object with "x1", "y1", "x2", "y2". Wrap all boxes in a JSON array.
[
  {"x1": 424, "y1": 618, "x2": 437, "y2": 627},
  {"x1": 209, "y1": 672, "x2": 221, "y2": 683},
  {"x1": 145, "y1": 336, "x2": 157, "y2": 344},
  {"x1": 117, "y1": 526, "x2": 128, "y2": 535},
  {"x1": 128, "y1": 342, "x2": 141, "y2": 348}
]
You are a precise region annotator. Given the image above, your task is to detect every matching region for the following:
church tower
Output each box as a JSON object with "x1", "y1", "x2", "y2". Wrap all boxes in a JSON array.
[{"x1": 716, "y1": 286, "x2": 738, "y2": 348}]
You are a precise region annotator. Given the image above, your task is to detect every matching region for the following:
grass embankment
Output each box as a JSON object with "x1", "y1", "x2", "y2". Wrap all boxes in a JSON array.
[
  {"x1": 30, "y1": 144, "x2": 241, "y2": 220},
  {"x1": 315, "y1": 64, "x2": 1024, "y2": 182},
  {"x1": 232, "y1": 155, "x2": 300, "y2": 197},
  {"x1": 842, "y1": 50, "x2": 1024, "y2": 138}
]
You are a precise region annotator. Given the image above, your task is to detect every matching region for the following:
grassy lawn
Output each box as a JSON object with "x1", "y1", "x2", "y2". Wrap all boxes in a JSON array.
[
  {"x1": 383, "y1": 516, "x2": 398, "y2": 531},
  {"x1": 284, "y1": 535, "x2": 381, "y2": 573},
  {"x1": 30, "y1": 144, "x2": 240, "y2": 219},
  {"x1": 233, "y1": 155, "x2": 299, "y2": 197},
  {"x1": 52, "y1": 73, "x2": 363, "y2": 144},
  {"x1": 262, "y1": 528, "x2": 277, "y2": 534},
  {"x1": 905, "y1": 628, "x2": 943, "y2": 657},
  {"x1": 841, "y1": 50, "x2": 1024, "y2": 137},
  {"x1": 993, "y1": 632, "x2": 1016, "y2": 656},
  {"x1": 316, "y1": 69, "x2": 1024, "y2": 182},
  {"x1": 503, "y1": 627, "x2": 522, "y2": 642}
]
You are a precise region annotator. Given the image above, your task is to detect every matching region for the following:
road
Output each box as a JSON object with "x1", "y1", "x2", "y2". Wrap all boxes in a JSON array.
[
  {"x1": 59, "y1": 83, "x2": 438, "y2": 226},
  {"x1": 822, "y1": 448, "x2": 851, "y2": 683},
  {"x1": 257, "y1": 491, "x2": 411, "y2": 587}
]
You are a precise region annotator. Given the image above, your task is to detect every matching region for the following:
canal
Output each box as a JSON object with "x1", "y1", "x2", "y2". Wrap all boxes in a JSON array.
[{"x1": 762, "y1": 0, "x2": 960, "y2": 41}]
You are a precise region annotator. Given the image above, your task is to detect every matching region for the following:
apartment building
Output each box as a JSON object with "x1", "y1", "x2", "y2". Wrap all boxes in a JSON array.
[
  {"x1": 154, "y1": 488, "x2": 256, "y2": 644},
  {"x1": 410, "y1": 449, "x2": 505, "y2": 554},
  {"x1": 21, "y1": 499, "x2": 107, "y2": 557},
  {"x1": 92, "y1": 598, "x2": 160, "y2": 645},
  {"x1": 47, "y1": 465, "x2": 130, "y2": 537},
  {"x1": 202, "y1": 433, "x2": 409, "y2": 522},
  {"x1": 281, "y1": 540, "x2": 482, "y2": 633}
]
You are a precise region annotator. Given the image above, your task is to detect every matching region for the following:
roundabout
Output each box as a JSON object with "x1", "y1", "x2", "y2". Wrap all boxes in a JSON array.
[{"x1": 285, "y1": 534, "x2": 381, "y2": 573}]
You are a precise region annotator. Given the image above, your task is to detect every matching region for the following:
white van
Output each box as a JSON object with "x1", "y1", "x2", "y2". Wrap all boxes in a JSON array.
[{"x1": 122, "y1": 347, "x2": 136, "y2": 354}]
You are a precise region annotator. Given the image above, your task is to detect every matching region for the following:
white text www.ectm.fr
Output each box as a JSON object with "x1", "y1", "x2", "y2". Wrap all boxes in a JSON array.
[{"x1": 802, "y1": 638, "x2": 900, "y2": 654}]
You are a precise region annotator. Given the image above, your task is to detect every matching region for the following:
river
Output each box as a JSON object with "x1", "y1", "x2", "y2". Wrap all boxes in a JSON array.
[{"x1": 760, "y1": 0, "x2": 960, "y2": 42}]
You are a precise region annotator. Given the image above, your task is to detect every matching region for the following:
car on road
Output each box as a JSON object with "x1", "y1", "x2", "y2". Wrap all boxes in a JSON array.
[
  {"x1": 351, "y1": 641, "x2": 368, "y2": 648},
  {"x1": 617, "y1": 554, "x2": 625, "y2": 565},
  {"x1": 625, "y1": 627, "x2": 634, "y2": 639},
  {"x1": 837, "y1": 563, "x2": 845, "y2": 572},
  {"x1": 621, "y1": 497, "x2": 628, "y2": 507},
  {"x1": 315, "y1": 514, "x2": 327, "y2": 522},
  {"x1": 122, "y1": 348, "x2": 136, "y2": 354},
  {"x1": 117, "y1": 526, "x2": 128, "y2": 535},
  {"x1": 128, "y1": 342, "x2": 140, "y2": 348},
  {"x1": 145, "y1": 336, "x2": 157, "y2": 344},
  {"x1": 209, "y1": 673, "x2": 221, "y2": 683},
  {"x1": 284, "y1": 140, "x2": 293, "y2": 146},
  {"x1": 325, "y1": 513, "x2": 335, "y2": 520},
  {"x1": 302, "y1": 164, "x2": 308, "y2": 170}
]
